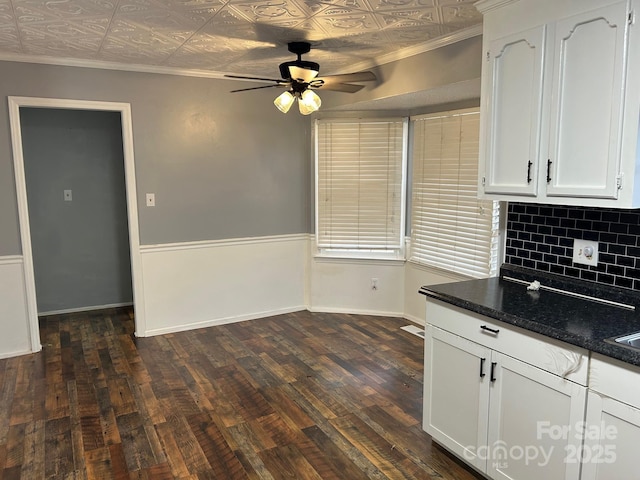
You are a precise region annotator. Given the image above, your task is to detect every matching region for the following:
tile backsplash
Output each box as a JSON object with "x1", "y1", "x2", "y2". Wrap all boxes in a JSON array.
[{"x1": 505, "y1": 203, "x2": 640, "y2": 290}]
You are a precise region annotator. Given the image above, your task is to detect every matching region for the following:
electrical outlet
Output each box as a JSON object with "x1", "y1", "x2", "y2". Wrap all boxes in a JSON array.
[
  {"x1": 573, "y1": 239, "x2": 598, "y2": 266},
  {"x1": 146, "y1": 193, "x2": 155, "y2": 207},
  {"x1": 64, "y1": 189, "x2": 72, "y2": 201},
  {"x1": 371, "y1": 278, "x2": 378, "y2": 291}
]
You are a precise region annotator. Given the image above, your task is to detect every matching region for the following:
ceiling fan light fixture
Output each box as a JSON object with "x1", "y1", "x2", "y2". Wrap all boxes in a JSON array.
[
  {"x1": 298, "y1": 89, "x2": 321, "y2": 115},
  {"x1": 274, "y1": 91, "x2": 295, "y2": 113}
]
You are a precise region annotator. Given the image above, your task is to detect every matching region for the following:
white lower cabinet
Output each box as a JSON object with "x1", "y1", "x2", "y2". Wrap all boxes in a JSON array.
[
  {"x1": 581, "y1": 355, "x2": 640, "y2": 480},
  {"x1": 581, "y1": 392, "x2": 640, "y2": 480},
  {"x1": 423, "y1": 300, "x2": 588, "y2": 480},
  {"x1": 424, "y1": 326, "x2": 491, "y2": 472},
  {"x1": 486, "y1": 351, "x2": 585, "y2": 480}
]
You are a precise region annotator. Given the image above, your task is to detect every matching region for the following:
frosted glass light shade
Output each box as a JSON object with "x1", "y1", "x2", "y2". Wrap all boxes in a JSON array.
[
  {"x1": 274, "y1": 91, "x2": 295, "y2": 113},
  {"x1": 298, "y1": 89, "x2": 321, "y2": 115}
]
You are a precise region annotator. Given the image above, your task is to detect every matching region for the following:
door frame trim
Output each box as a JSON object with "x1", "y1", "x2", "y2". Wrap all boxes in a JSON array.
[{"x1": 8, "y1": 96, "x2": 146, "y2": 350}]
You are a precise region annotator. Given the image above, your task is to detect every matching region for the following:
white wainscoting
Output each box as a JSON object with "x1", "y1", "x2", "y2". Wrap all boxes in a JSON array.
[
  {"x1": 139, "y1": 234, "x2": 307, "y2": 336},
  {"x1": 0, "y1": 256, "x2": 32, "y2": 358},
  {"x1": 309, "y1": 255, "x2": 406, "y2": 316},
  {"x1": 0, "y1": 236, "x2": 478, "y2": 358},
  {"x1": 403, "y1": 260, "x2": 469, "y2": 325}
]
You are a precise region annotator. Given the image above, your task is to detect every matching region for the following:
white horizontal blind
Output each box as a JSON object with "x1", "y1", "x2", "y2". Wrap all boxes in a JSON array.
[
  {"x1": 410, "y1": 109, "x2": 500, "y2": 277},
  {"x1": 316, "y1": 119, "x2": 406, "y2": 254}
]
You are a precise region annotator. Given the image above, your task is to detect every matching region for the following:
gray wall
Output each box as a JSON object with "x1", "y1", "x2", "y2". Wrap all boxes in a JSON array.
[
  {"x1": 0, "y1": 61, "x2": 311, "y2": 255},
  {"x1": 320, "y1": 36, "x2": 483, "y2": 110},
  {"x1": 22, "y1": 108, "x2": 133, "y2": 312},
  {"x1": 0, "y1": 40, "x2": 482, "y2": 255}
]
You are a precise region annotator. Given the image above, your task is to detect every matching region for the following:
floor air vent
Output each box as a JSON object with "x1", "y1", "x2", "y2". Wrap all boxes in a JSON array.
[{"x1": 401, "y1": 325, "x2": 425, "y2": 338}]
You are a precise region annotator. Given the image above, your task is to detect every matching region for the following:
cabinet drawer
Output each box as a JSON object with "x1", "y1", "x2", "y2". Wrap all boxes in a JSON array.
[
  {"x1": 589, "y1": 353, "x2": 640, "y2": 409},
  {"x1": 426, "y1": 299, "x2": 588, "y2": 385}
]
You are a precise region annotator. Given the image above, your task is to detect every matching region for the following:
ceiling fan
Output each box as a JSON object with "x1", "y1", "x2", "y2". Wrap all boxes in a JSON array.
[{"x1": 224, "y1": 42, "x2": 377, "y2": 115}]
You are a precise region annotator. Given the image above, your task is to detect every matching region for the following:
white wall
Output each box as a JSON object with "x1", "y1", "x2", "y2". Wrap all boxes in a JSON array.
[
  {"x1": 403, "y1": 261, "x2": 469, "y2": 324},
  {"x1": 0, "y1": 256, "x2": 31, "y2": 358},
  {"x1": 309, "y1": 256, "x2": 406, "y2": 316},
  {"x1": 307, "y1": 247, "x2": 470, "y2": 322},
  {"x1": 139, "y1": 234, "x2": 307, "y2": 335}
]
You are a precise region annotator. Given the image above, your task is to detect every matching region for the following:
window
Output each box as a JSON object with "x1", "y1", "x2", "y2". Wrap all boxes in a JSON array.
[
  {"x1": 410, "y1": 109, "x2": 500, "y2": 278},
  {"x1": 315, "y1": 118, "x2": 407, "y2": 258}
]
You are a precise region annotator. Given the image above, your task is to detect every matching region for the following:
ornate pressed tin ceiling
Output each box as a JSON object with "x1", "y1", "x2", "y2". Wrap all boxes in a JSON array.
[{"x1": 0, "y1": 0, "x2": 483, "y2": 77}]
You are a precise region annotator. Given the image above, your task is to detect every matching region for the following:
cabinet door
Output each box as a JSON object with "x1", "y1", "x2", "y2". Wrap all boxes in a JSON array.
[
  {"x1": 581, "y1": 391, "x2": 640, "y2": 480},
  {"x1": 546, "y1": 1, "x2": 628, "y2": 199},
  {"x1": 481, "y1": 26, "x2": 546, "y2": 196},
  {"x1": 423, "y1": 326, "x2": 491, "y2": 472},
  {"x1": 487, "y1": 352, "x2": 585, "y2": 480}
]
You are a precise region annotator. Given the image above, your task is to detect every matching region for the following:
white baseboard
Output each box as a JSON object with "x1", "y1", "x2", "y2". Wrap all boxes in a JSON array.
[
  {"x1": 144, "y1": 306, "x2": 307, "y2": 336},
  {"x1": 39, "y1": 302, "x2": 134, "y2": 317},
  {"x1": 0, "y1": 348, "x2": 33, "y2": 360},
  {"x1": 308, "y1": 306, "x2": 404, "y2": 317}
]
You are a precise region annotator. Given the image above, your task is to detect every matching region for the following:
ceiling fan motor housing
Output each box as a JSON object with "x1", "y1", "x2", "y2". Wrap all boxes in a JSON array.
[
  {"x1": 279, "y1": 41, "x2": 319, "y2": 80},
  {"x1": 288, "y1": 41, "x2": 311, "y2": 55},
  {"x1": 279, "y1": 60, "x2": 320, "y2": 80}
]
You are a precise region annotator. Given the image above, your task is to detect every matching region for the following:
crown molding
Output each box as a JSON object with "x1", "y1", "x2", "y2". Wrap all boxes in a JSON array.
[
  {"x1": 0, "y1": 52, "x2": 232, "y2": 79},
  {"x1": 330, "y1": 24, "x2": 484, "y2": 74},
  {"x1": 474, "y1": 0, "x2": 517, "y2": 14}
]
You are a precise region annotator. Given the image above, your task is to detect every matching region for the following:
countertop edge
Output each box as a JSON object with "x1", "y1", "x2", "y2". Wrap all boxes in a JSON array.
[{"x1": 420, "y1": 287, "x2": 640, "y2": 368}]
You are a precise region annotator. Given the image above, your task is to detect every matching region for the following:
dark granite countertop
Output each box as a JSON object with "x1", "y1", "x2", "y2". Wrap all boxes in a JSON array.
[{"x1": 419, "y1": 265, "x2": 640, "y2": 367}]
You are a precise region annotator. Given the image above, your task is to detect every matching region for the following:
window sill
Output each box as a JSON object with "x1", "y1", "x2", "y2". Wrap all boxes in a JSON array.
[
  {"x1": 407, "y1": 259, "x2": 487, "y2": 280},
  {"x1": 313, "y1": 252, "x2": 406, "y2": 265}
]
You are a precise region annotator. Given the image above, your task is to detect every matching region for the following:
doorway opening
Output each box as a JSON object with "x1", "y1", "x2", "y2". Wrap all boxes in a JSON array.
[{"x1": 9, "y1": 97, "x2": 145, "y2": 351}]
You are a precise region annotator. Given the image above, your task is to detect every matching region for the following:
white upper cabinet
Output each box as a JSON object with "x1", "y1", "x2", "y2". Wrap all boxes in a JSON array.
[
  {"x1": 477, "y1": 0, "x2": 640, "y2": 207},
  {"x1": 547, "y1": 4, "x2": 627, "y2": 199},
  {"x1": 482, "y1": 27, "x2": 546, "y2": 196}
]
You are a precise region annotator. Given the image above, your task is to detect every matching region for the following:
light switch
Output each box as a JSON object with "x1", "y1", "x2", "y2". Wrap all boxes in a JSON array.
[
  {"x1": 64, "y1": 190, "x2": 72, "y2": 201},
  {"x1": 146, "y1": 193, "x2": 155, "y2": 207}
]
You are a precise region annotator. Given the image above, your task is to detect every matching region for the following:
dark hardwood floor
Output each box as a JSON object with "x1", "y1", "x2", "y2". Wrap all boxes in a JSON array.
[{"x1": 0, "y1": 308, "x2": 483, "y2": 479}]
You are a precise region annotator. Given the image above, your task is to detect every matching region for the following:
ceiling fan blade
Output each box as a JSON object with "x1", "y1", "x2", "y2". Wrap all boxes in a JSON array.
[
  {"x1": 225, "y1": 74, "x2": 284, "y2": 83},
  {"x1": 230, "y1": 84, "x2": 285, "y2": 93},
  {"x1": 313, "y1": 83, "x2": 365, "y2": 93},
  {"x1": 288, "y1": 65, "x2": 319, "y2": 83},
  {"x1": 316, "y1": 71, "x2": 377, "y2": 84}
]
